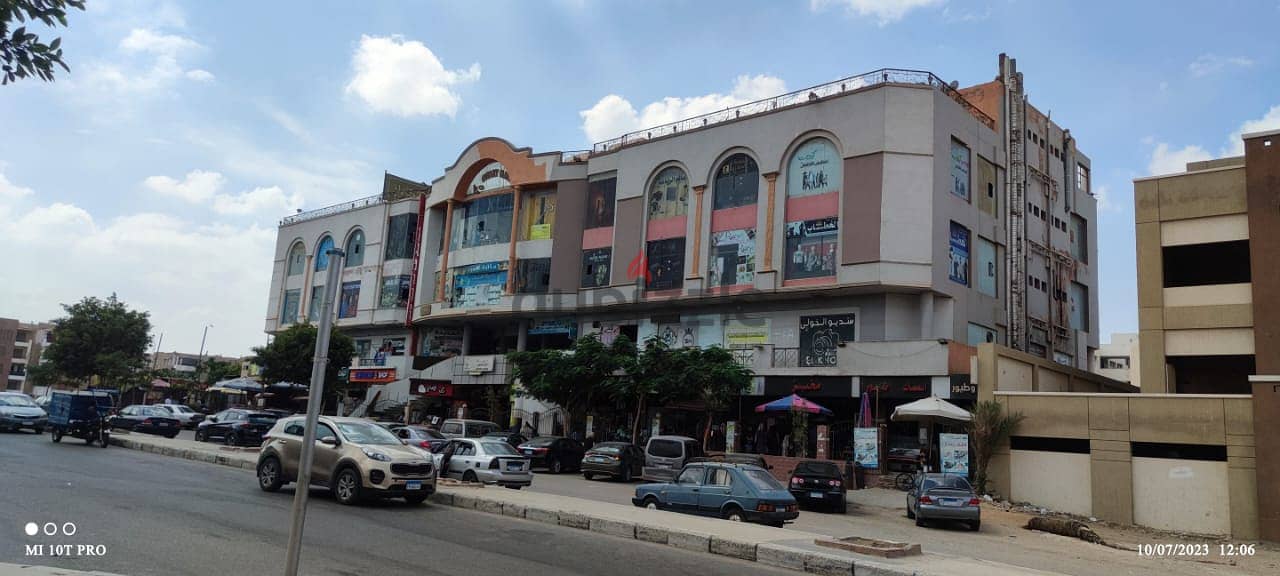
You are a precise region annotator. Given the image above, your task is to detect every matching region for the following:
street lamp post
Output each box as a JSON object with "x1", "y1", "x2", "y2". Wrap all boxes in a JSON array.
[{"x1": 283, "y1": 248, "x2": 344, "y2": 576}]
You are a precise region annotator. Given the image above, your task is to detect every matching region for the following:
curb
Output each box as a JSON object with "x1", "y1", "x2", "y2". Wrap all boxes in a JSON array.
[{"x1": 109, "y1": 436, "x2": 931, "y2": 576}]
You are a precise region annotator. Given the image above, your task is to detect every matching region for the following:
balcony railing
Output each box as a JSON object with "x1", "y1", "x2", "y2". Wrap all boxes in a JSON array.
[
  {"x1": 280, "y1": 194, "x2": 383, "y2": 226},
  {"x1": 560, "y1": 150, "x2": 590, "y2": 164},
  {"x1": 592, "y1": 68, "x2": 995, "y2": 155},
  {"x1": 772, "y1": 347, "x2": 800, "y2": 368}
]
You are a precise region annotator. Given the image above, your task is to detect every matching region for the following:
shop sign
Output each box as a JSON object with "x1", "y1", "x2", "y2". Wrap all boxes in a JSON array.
[
  {"x1": 799, "y1": 314, "x2": 857, "y2": 367},
  {"x1": 351, "y1": 369, "x2": 396, "y2": 383},
  {"x1": 949, "y1": 375, "x2": 977, "y2": 400},
  {"x1": 422, "y1": 327, "x2": 462, "y2": 357},
  {"x1": 763, "y1": 376, "x2": 852, "y2": 398},
  {"x1": 940, "y1": 433, "x2": 969, "y2": 476},
  {"x1": 725, "y1": 421, "x2": 736, "y2": 454},
  {"x1": 410, "y1": 379, "x2": 453, "y2": 397},
  {"x1": 463, "y1": 355, "x2": 496, "y2": 374},
  {"x1": 529, "y1": 318, "x2": 577, "y2": 336},
  {"x1": 724, "y1": 318, "x2": 770, "y2": 347},
  {"x1": 529, "y1": 223, "x2": 552, "y2": 240},
  {"x1": 854, "y1": 428, "x2": 879, "y2": 469},
  {"x1": 861, "y1": 377, "x2": 931, "y2": 399}
]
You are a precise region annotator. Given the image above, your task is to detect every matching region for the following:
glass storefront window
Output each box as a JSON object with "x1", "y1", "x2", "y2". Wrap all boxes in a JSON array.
[
  {"x1": 339, "y1": 281, "x2": 360, "y2": 318},
  {"x1": 713, "y1": 153, "x2": 758, "y2": 210},
  {"x1": 516, "y1": 258, "x2": 552, "y2": 293},
  {"x1": 451, "y1": 193, "x2": 514, "y2": 250},
  {"x1": 951, "y1": 139, "x2": 971, "y2": 201},
  {"x1": 469, "y1": 161, "x2": 510, "y2": 195},
  {"x1": 646, "y1": 238, "x2": 685, "y2": 290},
  {"x1": 581, "y1": 248, "x2": 611, "y2": 288},
  {"x1": 647, "y1": 167, "x2": 688, "y2": 220},
  {"x1": 280, "y1": 289, "x2": 300, "y2": 324},
  {"x1": 308, "y1": 285, "x2": 324, "y2": 321},
  {"x1": 286, "y1": 243, "x2": 305, "y2": 276},
  {"x1": 949, "y1": 222, "x2": 970, "y2": 286},
  {"x1": 344, "y1": 230, "x2": 365, "y2": 267},
  {"x1": 708, "y1": 228, "x2": 755, "y2": 287},
  {"x1": 314, "y1": 236, "x2": 335, "y2": 270},
  {"x1": 379, "y1": 275, "x2": 411, "y2": 308},
  {"x1": 787, "y1": 138, "x2": 841, "y2": 197},
  {"x1": 784, "y1": 218, "x2": 837, "y2": 280},
  {"x1": 385, "y1": 213, "x2": 418, "y2": 260},
  {"x1": 976, "y1": 236, "x2": 997, "y2": 297},
  {"x1": 449, "y1": 261, "x2": 508, "y2": 308}
]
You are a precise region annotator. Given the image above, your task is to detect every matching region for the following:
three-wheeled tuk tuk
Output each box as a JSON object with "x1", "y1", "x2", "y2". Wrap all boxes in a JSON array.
[{"x1": 48, "y1": 390, "x2": 114, "y2": 447}]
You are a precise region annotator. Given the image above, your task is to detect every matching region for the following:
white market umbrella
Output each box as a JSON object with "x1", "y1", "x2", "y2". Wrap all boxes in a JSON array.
[{"x1": 890, "y1": 396, "x2": 971, "y2": 423}]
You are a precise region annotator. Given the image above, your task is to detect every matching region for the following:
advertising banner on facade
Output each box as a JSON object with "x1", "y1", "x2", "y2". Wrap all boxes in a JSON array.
[
  {"x1": 949, "y1": 222, "x2": 970, "y2": 286},
  {"x1": 351, "y1": 369, "x2": 397, "y2": 383},
  {"x1": 854, "y1": 427, "x2": 879, "y2": 469},
  {"x1": 410, "y1": 379, "x2": 453, "y2": 397},
  {"x1": 940, "y1": 433, "x2": 969, "y2": 476},
  {"x1": 723, "y1": 317, "x2": 770, "y2": 347},
  {"x1": 799, "y1": 313, "x2": 857, "y2": 367}
]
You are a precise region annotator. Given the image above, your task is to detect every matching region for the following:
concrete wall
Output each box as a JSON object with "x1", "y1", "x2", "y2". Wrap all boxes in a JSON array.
[
  {"x1": 985, "y1": 390, "x2": 1257, "y2": 539},
  {"x1": 1010, "y1": 450, "x2": 1092, "y2": 516}
]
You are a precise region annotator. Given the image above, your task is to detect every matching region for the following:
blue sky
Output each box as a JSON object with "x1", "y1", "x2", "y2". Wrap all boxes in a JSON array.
[{"x1": 1, "y1": 0, "x2": 1277, "y2": 356}]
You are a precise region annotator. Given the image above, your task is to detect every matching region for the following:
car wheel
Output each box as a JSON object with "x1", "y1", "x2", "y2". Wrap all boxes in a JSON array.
[
  {"x1": 504, "y1": 485, "x2": 522, "y2": 490},
  {"x1": 550, "y1": 458, "x2": 563, "y2": 474},
  {"x1": 723, "y1": 505, "x2": 745, "y2": 522},
  {"x1": 166, "y1": 433, "x2": 179, "y2": 439},
  {"x1": 462, "y1": 470, "x2": 479, "y2": 484},
  {"x1": 837, "y1": 498, "x2": 848, "y2": 514},
  {"x1": 333, "y1": 468, "x2": 362, "y2": 505},
  {"x1": 225, "y1": 432, "x2": 239, "y2": 447},
  {"x1": 906, "y1": 505, "x2": 915, "y2": 519},
  {"x1": 194, "y1": 429, "x2": 206, "y2": 442},
  {"x1": 643, "y1": 496, "x2": 660, "y2": 510},
  {"x1": 915, "y1": 516, "x2": 927, "y2": 527},
  {"x1": 621, "y1": 464, "x2": 632, "y2": 483},
  {"x1": 34, "y1": 427, "x2": 44, "y2": 435},
  {"x1": 85, "y1": 435, "x2": 94, "y2": 445},
  {"x1": 968, "y1": 520, "x2": 981, "y2": 532},
  {"x1": 52, "y1": 430, "x2": 62, "y2": 443},
  {"x1": 583, "y1": 472, "x2": 594, "y2": 481},
  {"x1": 99, "y1": 430, "x2": 109, "y2": 448},
  {"x1": 404, "y1": 493, "x2": 429, "y2": 505},
  {"x1": 257, "y1": 456, "x2": 284, "y2": 492}
]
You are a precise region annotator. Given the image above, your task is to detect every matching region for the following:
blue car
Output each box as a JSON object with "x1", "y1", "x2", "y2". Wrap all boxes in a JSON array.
[{"x1": 632, "y1": 462, "x2": 799, "y2": 526}]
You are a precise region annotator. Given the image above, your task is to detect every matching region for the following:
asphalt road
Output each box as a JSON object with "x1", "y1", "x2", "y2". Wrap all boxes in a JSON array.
[{"x1": 0, "y1": 431, "x2": 792, "y2": 576}]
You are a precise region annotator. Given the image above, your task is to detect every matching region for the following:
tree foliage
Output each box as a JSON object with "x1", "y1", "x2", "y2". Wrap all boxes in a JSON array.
[
  {"x1": 41, "y1": 294, "x2": 152, "y2": 388},
  {"x1": 1, "y1": 0, "x2": 85, "y2": 84},
  {"x1": 968, "y1": 400, "x2": 1024, "y2": 496},
  {"x1": 508, "y1": 334, "x2": 631, "y2": 432},
  {"x1": 251, "y1": 323, "x2": 355, "y2": 397},
  {"x1": 199, "y1": 358, "x2": 241, "y2": 385}
]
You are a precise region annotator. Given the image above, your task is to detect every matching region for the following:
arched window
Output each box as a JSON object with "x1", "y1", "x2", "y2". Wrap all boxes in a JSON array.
[
  {"x1": 647, "y1": 166, "x2": 688, "y2": 220},
  {"x1": 314, "y1": 236, "x2": 335, "y2": 271},
  {"x1": 286, "y1": 242, "x2": 306, "y2": 276},
  {"x1": 786, "y1": 138, "x2": 841, "y2": 197},
  {"x1": 344, "y1": 230, "x2": 365, "y2": 267},
  {"x1": 713, "y1": 153, "x2": 759, "y2": 210}
]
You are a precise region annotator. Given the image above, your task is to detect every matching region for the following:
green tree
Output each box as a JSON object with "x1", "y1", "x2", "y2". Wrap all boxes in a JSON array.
[
  {"x1": 1, "y1": 0, "x2": 85, "y2": 84},
  {"x1": 675, "y1": 345, "x2": 753, "y2": 449},
  {"x1": 608, "y1": 336, "x2": 698, "y2": 442},
  {"x1": 251, "y1": 323, "x2": 355, "y2": 411},
  {"x1": 508, "y1": 334, "x2": 630, "y2": 434},
  {"x1": 968, "y1": 400, "x2": 1024, "y2": 496},
  {"x1": 41, "y1": 294, "x2": 152, "y2": 389},
  {"x1": 199, "y1": 358, "x2": 241, "y2": 385}
]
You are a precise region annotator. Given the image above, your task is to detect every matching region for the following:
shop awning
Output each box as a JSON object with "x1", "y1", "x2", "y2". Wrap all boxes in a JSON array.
[
  {"x1": 150, "y1": 379, "x2": 171, "y2": 389},
  {"x1": 213, "y1": 377, "x2": 264, "y2": 393},
  {"x1": 755, "y1": 394, "x2": 833, "y2": 415},
  {"x1": 890, "y1": 396, "x2": 971, "y2": 423},
  {"x1": 207, "y1": 386, "x2": 248, "y2": 395}
]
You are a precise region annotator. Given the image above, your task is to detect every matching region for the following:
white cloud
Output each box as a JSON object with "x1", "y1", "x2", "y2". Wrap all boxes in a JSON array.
[
  {"x1": 120, "y1": 28, "x2": 200, "y2": 56},
  {"x1": 212, "y1": 185, "x2": 303, "y2": 216},
  {"x1": 0, "y1": 175, "x2": 276, "y2": 356},
  {"x1": 344, "y1": 35, "x2": 481, "y2": 118},
  {"x1": 810, "y1": 0, "x2": 945, "y2": 25},
  {"x1": 1187, "y1": 54, "x2": 1254, "y2": 77},
  {"x1": 1094, "y1": 185, "x2": 1121, "y2": 213},
  {"x1": 0, "y1": 171, "x2": 35, "y2": 201},
  {"x1": 579, "y1": 74, "x2": 788, "y2": 142},
  {"x1": 75, "y1": 27, "x2": 210, "y2": 106},
  {"x1": 1146, "y1": 142, "x2": 1212, "y2": 176},
  {"x1": 185, "y1": 69, "x2": 215, "y2": 82},
  {"x1": 144, "y1": 169, "x2": 225, "y2": 203},
  {"x1": 1225, "y1": 105, "x2": 1280, "y2": 155}
]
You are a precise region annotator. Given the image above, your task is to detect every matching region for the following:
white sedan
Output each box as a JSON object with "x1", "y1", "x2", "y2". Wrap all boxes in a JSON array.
[{"x1": 432, "y1": 438, "x2": 532, "y2": 489}]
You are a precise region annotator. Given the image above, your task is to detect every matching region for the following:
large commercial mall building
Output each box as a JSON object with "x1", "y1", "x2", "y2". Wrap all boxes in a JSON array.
[{"x1": 265, "y1": 55, "x2": 1100, "y2": 445}]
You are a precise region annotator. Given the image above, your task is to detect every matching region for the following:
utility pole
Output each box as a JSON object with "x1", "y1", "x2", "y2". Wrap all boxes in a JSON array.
[
  {"x1": 197, "y1": 324, "x2": 213, "y2": 386},
  {"x1": 284, "y1": 248, "x2": 344, "y2": 576}
]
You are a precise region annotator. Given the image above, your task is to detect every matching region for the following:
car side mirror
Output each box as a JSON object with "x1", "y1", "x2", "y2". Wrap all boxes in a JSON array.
[
  {"x1": 209, "y1": 417, "x2": 218, "y2": 423},
  {"x1": 319, "y1": 437, "x2": 338, "y2": 447}
]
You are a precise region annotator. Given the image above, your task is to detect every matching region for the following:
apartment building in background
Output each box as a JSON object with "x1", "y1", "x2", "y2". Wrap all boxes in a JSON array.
[
  {"x1": 1091, "y1": 332, "x2": 1138, "y2": 388},
  {"x1": 1132, "y1": 127, "x2": 1280, "y2": 541},
  {"x1": 263, "y1": 173, "x2": 430, "y2": 409},
  {"x1": 1, "y1": 318, "x2": 54, "y2": 394}
]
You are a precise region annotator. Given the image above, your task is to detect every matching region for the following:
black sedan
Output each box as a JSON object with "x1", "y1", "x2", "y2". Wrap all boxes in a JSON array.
[
  {"x1": 517, "y1": 436, "x2": 585, "y2": 474},
  {"x1": 393, "y1": 425, "x2": 449, "y2": 452},
  {"x1": 108, "y1": 405, "x2": 182, "y2": 438},
  {"x1": 581, "y1": 442, "x2": 644, "y2": 482},
  {"x1": 195, "y1": 409, "x2": 280, "y2": 446},
  {"x1": 788, "y1": 460, "x2": 847, "y2": 513}
]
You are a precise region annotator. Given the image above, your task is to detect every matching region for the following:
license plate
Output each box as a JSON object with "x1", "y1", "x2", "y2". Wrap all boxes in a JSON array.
[
  {"x1": 22, "y1": 421, "x2": 34, "y2": 426},
  {"x1": 941, "y1": 497, "x2": 963, "y2": 506},
  {"x1": 506, "y1": 462, "x2": 521, "y2": 471},
  {"x1": 406, "y1": 480, "x2": 422, "y2": 491},
  {"x1": 523, "y1": 449, "x2": 534, "y2": 455},
  {"x1": 158, "y1": 423, "x2": 169, "y2": 427},
  {"x1": 810, "y1": 491, "x2": 823, "y2": 498}
]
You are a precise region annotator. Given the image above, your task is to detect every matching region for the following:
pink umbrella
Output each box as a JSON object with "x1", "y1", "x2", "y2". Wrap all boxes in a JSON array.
[
  {"x1": 755, "y1": 393, "x2": 833, "y2": 415},
  {"x1": 150, "y1": 379, "x2": 171, "y2": 389}
]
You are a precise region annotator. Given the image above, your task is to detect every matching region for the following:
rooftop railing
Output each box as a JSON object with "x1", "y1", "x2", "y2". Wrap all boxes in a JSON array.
[
  {"x1": 279, "y1": 194, "x2": 384, "y2": 226},
  {"x1": 592, "y1": 68, "x2": 995, "y2": 155},
  {"x1": 561, "y1": 150, "x2": 591, "y2": 164}
]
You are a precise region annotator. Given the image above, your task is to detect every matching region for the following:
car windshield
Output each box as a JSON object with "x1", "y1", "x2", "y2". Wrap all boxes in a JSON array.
[
  {"x1": 0, "y1": 395, "x2": 37, "y2": 407},
  {"x1": 414, "y1": 427, "x2": 444, "y2": 439},
  {"x1": 482, "y1": 442, "x2": 519, "y2": 455},
  {"x1": 246, "y1": 413, "x2": 279, "y2": 424},
  {"x1": 794, "y1": 461, "x2": 840, "y2": 476},
  {"x1": 337, "y1": 422, "x2": 402, "y2": 445},
  {"x1": 742, "y1": 468, "x2": 784, "y2": 491},
  {"x1": 923, "y1": 475, "x2": 973, "y2": 491},
  {"x1": 526, "y1": 436, "x2": 558, "y2": 447},
  {"x1": 648, "y1": 439, "x2": 682, "y2": 458},
  {"x1": 169, "y1": 405, "x2": 194, "y2": 413},
  {"x1": 590, "y1": 445, "x2": 623, "y2": 454},
  {"x1": 142, "y1": 407, "x2": 171, "y2": 417}
]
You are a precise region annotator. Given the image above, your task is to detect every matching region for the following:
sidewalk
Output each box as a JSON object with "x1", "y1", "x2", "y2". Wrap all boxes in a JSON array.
[
  {"x1": 106, "y1": 432, "x2": 1064, "y2": 576},
  {"x1": 0, "y1": 564, "x2": 126, "y2": 576}
]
